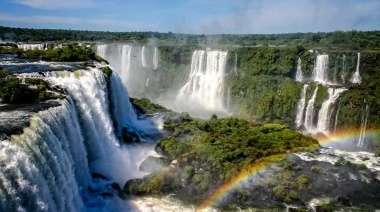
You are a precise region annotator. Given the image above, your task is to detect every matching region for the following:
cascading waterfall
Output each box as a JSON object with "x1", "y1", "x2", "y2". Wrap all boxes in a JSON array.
[
  {"x1": 96, "y1": 44, "x2": 107, "y2": 59},
  {"x1": 153, "y1": 47, "x2": 159, "y2": 70},
  {"x1": 316, "y1": 88, "x2": 347, "y2": 135},
  {"x1": 295, "y1": 84, "x2": 309, "y2": 128},
  {"x1": 350, "y1": 52, "x2": 362, "y2": 84},
  {"x1": 0, "y1": 101, "x2": 87, "y2": 211},
  {"x1": 120, "y1": 44, "x2": 133, "y2": 85},
  {"x1": 176, "y1": 49, "x2": 228, "y2": 111},
  {"x1": 313, "y1": 54, "x2": 329, "y2": 84},
  {"x1": 341, "y1": 54, "x2": 347, "y2": 83},
  {"x1": 95, "y1": 44, "x2": 160, "y2": 97},
  {"x1": 18, "y1": 44, "x2": 46, "y2": 51},
  {"x1": 304, "y1": 86, "x2": 319, "y2": 131},
  {"x1": 109, "y1": 70, "x2": 159, "y2": 140},
  {"x1": 141, "y1": 46, "x2": 147, "y2": 68},
  {"x1": 295, "y1": 57, "x2": 303, "y2": 82},
  {"x1": 0, "y1": 66, "x2": 160, "y2": 211},
  {"x1": 358, "y1": 101, "x2": 370, "y2": 147}
]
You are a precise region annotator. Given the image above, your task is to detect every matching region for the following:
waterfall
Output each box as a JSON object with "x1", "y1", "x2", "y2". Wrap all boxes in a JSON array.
[
  {"x1": 96, "y1": 44, "x2": 107, "y2": 59},
  {"x1": 109, "y1": 71, "x2": 159, "y2": 140},
  {"x1": 153, "y1": 47, "x2": 159, "y2": 70},
  {"x1": 0, "y1": 101, "x2": 87, "y2": 211},
  {"x1": 0, "y1": 66, "x2": 161, "y2": 210},
  {"x1": 341, "y1": 55, "x2": 347, "y2": 83},
  {"x1": 295, "y1": 84, "x2": 309, "y2": 128},
  {"x1": 316, "y1": 88, "x2": 347, "y2": 135},
  {"x1": 120, "y1": 45, "x2": 133, "y2": 85},
  {"x1": 313, "y1": 54, "x2": 329, "y2": 84},
  {"x1": 176, "y1": 49, "x2": 228, "y2": 111},
  {"x1": 18, "y1": 44, "x2": 45, "y2": 51},
  {"x1": 295, "y1": 57, "x2": 303, "y2": 82},
  {"x1": 141, "y1": 46, "x2": 147, "y2": 68},
  {"x1": 95, "y1": 44, "x2": 159, "y2": 97},
  {"x1": 358, "y1": 101, "x2": 370, "y2": 147},
  {"x1": 304, "y1": 86, "x2": 319, "y2": 132},
  {"x1": 350, "y1": 53, "x2": 362, "y2": 84}
]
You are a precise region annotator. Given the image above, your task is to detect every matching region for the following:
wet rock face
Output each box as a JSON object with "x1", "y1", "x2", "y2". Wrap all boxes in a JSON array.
[
  {"x1": 0, "y1": 101, "x2": 61, "y2": 140},
  {"x1": 121, "y1": 127, "x2": 140, "y2": 143}
]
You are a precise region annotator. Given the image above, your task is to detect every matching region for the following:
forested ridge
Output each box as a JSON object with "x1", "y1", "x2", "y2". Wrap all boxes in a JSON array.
[{"x1": 1, "y1": 26, "x2": 380, "y2": 50}]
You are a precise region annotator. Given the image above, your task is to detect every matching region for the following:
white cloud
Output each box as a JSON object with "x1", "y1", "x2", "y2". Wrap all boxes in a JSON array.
[
  {"x1": 0, "y1": 14, "x2": 145, "y2": 29},
  {"x1": 193, "y1": 0, "x2": 380, "y2": 34},
  {"x1": 13, "y1": 0, "x2": 94, "y2": 9}
]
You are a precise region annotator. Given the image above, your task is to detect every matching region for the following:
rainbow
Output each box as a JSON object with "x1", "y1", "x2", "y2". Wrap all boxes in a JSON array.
[
  {"x1": 198, "y1": 154, "x2": 287, "y2": 210},
  {"x1": 315, "y1": 129, "x2": 379, "y2": 146},
  {"x1": 198, "y1": 129, "x2": 380, "y2": 210}
]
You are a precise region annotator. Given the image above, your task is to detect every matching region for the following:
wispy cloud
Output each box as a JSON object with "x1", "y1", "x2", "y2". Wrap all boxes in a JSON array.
[
  {"x1": 13, "y1": 0, "x2": 94, "y2": 9},
  {"x1": 0, "y1": 14, "x2": 145, "y2": 30},
  {"x1": 193, "y1": 0, "x2": 380, "y2": 34}
]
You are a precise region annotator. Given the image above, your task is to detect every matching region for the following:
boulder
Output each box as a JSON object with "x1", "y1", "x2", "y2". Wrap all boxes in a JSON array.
[{"x1": 139, "y1": 155, "x2": 166, "y2": 173}]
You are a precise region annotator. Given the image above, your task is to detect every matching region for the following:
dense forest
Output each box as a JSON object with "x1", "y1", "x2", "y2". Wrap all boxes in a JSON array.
[{"x1": 1, "y1": 26, "x2": 380, "y2": 50}]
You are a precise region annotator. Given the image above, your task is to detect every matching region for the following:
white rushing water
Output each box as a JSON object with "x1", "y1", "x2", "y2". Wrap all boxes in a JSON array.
[
  {"x1": 120, "y1": 44, "x2": 133, "y2": 85},
  {"x1": 295, "y1": 84, "x2": 309, "y2": 128},
  {"x1": 141, "y1": 46, "x2": 147, "y2": 68},
  {"x1": 295, "y1": 57, "x2": 303, "y2": 82},
  {"x1": 96, "y1": 44, "x2": 107, "y2": 59},
  {"x1": 341, "y1": 54, "x2": 347, "y2": 83},
  {"x1": 18, "y1": 44, "x2": 46, "y2": 51},
  {"x1": 350, "y1": 52, "x2": 362, "y2": 84},
  {"x1": 358, "y1": 101, "x2": 370, "y2": 147},
  {"x1": 177, "y1": 49, "x2": 228, "y2": 112},
  {"x1": 95, "y1": 44, "x2": 159, "y2": 97},
  {"x1": 304, "y1": 86, "x2": 319, "y2": 132},
  {"x1": 313, "y1": 54, "x2": 329, "y2": 84},
  {"x1": 153, "y1": 47, "x2": 159, "y2": 70},
  {"x1": 0, "y1": 66, "x2": 160, "y2": 211},
  {"x1": 316, "y1": 88, "x2": 347, "y2": 135}
]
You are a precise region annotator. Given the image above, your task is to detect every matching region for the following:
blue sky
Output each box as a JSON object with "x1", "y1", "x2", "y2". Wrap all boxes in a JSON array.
[{"x1": 0, "y1": 0, "x2": 379, "y2": 34}]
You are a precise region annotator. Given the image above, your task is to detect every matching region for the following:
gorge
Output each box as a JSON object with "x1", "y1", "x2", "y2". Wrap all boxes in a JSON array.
[{"x1": 1, "y1": 29, "x2": 380, "y2": 211}]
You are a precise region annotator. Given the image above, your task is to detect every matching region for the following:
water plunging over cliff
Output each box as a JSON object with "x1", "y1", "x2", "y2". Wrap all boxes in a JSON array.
[
  {"x1": 0, "y1": 66, "x2": 160, "y2": 211},
  {"x1": 176, "y1": 49, "x2": 228, "y2": 112},
  {"x1": 358, "y1": 101, "x2": 370, "y2": 147},
  {"x1": 316, "y1": 88, "x2": 347, "y2": 135},
  {"x1": 153, "y1": 47, "x2": 159, "y2": 70},
  {"x1": 350, "y1": 53, "x2": 362, "y2": 84},
  {"x1": 304, "y1": 86, "x2": 319, "y2": 132},
  {"x1": 295, "y1": 84, "x2": 309, "y2": 128},
  {"x1": 295, "y1": 57, "x2": 303, "y2": 82},
  {"x1": 96, "y1": 44, "x2": 159, "y2": 97},
  {"x1": 313, "y1": 54, "x2": 329, "y2": 84},
  {"x1": 18, "y1": 43, "x2": 46, "y2": 51}
]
